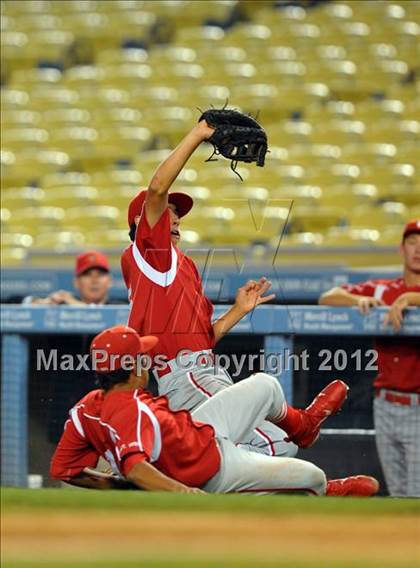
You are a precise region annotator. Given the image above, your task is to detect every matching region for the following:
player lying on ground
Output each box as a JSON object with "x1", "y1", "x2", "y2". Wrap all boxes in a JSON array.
[
  {"x1": 121, "y1": 114, "x2": 295, "y2": 459},
  {"x1": 319, "y1": 220, "x2": 420, "y2": 498},
  {"x1": 50, "y1": 326, "x2": 379, "y2": 497}
]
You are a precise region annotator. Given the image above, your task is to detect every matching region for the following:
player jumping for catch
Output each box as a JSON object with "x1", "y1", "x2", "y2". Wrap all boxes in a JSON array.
[{"x1": 121, "y1": 117, "x2": 297, "y2": 458}]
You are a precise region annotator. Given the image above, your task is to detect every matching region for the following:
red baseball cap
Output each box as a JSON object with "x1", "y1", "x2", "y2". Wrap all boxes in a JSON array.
[
  {"x1": 75, "y1": 250, "x2": 110, "y2": 276},
  {"x1": 127, "y1": 189, "x2": 193, "y2": 226},
  {"x1": 90, "y1": 325, "x2": 158, "y2": 373},
  {"x1": 402, "y1": 219, "x2": 420, "y2": 241}
]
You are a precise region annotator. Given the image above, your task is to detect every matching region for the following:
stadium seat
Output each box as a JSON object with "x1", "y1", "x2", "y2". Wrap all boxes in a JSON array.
[
  {"x1": 32, "y1": 230, "x2": 86, "y2": 251},
  {"x1": 1, "y1": 0, "x2": 418, "y2": 264}
]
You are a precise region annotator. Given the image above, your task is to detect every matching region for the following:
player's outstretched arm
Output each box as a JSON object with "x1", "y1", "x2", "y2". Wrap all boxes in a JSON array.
[
  {"x1": 145, "y1": 120, "x2": 215, "y2": 228},
  {"x1": 319, "y1": 287, "x2": 384, "y2": 314},
  {"x1": 125, "y1": 461, "x2": 205, "y2": 494},
  {"x1": 213, "y1": 277, "x2": 275, "y2": 343},
  {"x1": 62, "y1": 469, "x2": 135, "y2": 490},
  {"x1": 383, "y1": 291, "x2": 420, "y2": 330}
]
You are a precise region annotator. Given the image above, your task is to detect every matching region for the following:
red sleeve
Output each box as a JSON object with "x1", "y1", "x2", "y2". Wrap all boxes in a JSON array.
[
  {"x1": 113, "y1": 399, "x2": 156, "y2": 473},
  {"x1": 50, "y1": 419, "x2": 99, "y2": 481},
  {"x1": 121, "y1": 249, "x2": 132, "y2": 302},
  {"x1": 134, "y1": 208, "x2": 172, "y2": 272},
  {"x1": 341, "y1": 280, "x2": 379, "y2": 297}
]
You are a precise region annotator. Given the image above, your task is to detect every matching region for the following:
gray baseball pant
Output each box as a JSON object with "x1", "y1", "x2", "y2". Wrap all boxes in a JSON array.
[
  {"x1": 156, "y1": 362, "x2": 298, "y2": 458},
  {"x1": 192, "y1": 373, "x2": 327, "y2": 495},
  {"x1": 374, "y1": 395, "x2": 420, "y2": 497}
]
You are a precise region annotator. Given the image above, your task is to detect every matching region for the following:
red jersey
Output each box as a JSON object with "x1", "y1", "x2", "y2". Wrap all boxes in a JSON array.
[
  {"x1": 50, "y1": 389, "x2": 107, "y2": 481},
  {"x1": 50, "y1": 388, "x2": 221, "y2": 488},
  {"x1": 342, "y1": 278, "x2": 420, "y2": 393},
  {"x1": 121, "y1": 208, "x2": 215, "y2": 361}
]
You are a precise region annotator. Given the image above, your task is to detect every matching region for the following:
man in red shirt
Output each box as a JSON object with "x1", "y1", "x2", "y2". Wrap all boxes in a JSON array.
[
  {"x1": 51, "y1": 325, "x2": 378, "y2": 496},
  {"x1": 121, "y1": 118, "x2": 294, "y2": 459},
  {"x1": 319, "y1": 220, "x2": 420, "y2": 496},
  {"x1": 26, "y1": 250, "x2": 113, "y2": 305}
]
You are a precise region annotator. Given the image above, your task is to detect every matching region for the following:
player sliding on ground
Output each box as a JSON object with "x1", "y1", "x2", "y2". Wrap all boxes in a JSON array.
[
  {"x1": 51, "y1": 326, "x2": 379, "y2": 497},
  {"x1": 121, "y1": 113, "x2": 297, "y2": 459}
]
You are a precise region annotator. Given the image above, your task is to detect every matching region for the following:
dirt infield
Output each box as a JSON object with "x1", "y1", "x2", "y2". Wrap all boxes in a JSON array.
[{"x1": 2, "y1": 489, "x2": 420, "y2": 568}]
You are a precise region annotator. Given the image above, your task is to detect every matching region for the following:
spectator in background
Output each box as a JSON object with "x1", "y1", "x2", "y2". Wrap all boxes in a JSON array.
[
  {"x1": 26, "y1": 250, "x2": 113, "y2": 306},
  {"x1": 319, "y1": 220, "x2": 420, "y2": 497}
]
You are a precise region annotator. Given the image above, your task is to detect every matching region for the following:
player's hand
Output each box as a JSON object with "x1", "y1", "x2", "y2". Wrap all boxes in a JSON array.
[
  {"x1": 356, "y1": 296, "x2": 384, "y2": 315},
  {"x1": 49, "y1": 290, "x2": 82, "y2": 305},
  {"x1": 195, "y1": 118, "x2": 215, "y2": 141},
  {"x1": 31, "y1": 297, "x2": 54, "y2": 305},
  {"x1": 235, "y1": 277, "x2": 276, "y2": 313},
  {"x1": 383, "y1": 296, "x2": 409, "y2": 331},
  {"x1": 178, "y1": 484, "x2": 206, "y2": 494}
]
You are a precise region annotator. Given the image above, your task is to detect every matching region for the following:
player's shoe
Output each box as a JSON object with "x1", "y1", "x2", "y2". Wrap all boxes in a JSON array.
[
  {"x1": 326, "y1": 475, "x2": 379, "y2": 497},
  {"x1": 288, "y1": 380, "x2": 349, "y2": 448}
]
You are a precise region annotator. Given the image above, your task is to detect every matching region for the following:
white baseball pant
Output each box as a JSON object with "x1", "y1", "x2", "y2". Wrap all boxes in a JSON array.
[
  {"x1": 192, "y1": 373, "x2": 327, "y2": 495},
  {"x1": 156, "y1": 357, "x2": 298, "y2": 459}
]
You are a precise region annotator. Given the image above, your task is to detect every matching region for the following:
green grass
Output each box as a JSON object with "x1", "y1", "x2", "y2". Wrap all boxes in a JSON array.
[
  {"x1": 3, "y1": 488, "x2": 419, "y2": 568},
  {"x1": 3, "y1": 562, "x2": 413, "y2": 568},
  {"x1": 2, "y1": 487, "x2": 419, "y2": 516}
]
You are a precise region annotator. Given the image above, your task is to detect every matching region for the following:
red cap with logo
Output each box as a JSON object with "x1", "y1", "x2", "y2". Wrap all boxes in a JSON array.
[
  {"x1": 127, "y1": 189, "x2": 193, "y2": 226},
  {"x1": 402, "y1": 219, "x2": 420, "y2": 241},
  {"x1": 75, "y1": 251, "x2": 110, "y2": 276},
  {"x1": 90, "y1": 325, "x2": 158, "y2": 373}
]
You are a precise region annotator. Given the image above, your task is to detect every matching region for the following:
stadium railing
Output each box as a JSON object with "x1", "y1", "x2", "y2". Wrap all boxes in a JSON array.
[{"x1": 1, "y1": 304, "x2": 419, "y2": 488}]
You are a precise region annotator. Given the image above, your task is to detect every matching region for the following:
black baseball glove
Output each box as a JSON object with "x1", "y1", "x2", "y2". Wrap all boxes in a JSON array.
[{"x1": 199, "y1": 108, "x2": 268, "y2": 178}]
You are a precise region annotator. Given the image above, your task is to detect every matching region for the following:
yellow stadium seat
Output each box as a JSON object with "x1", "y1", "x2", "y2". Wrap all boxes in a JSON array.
[
  {"x1": 340, "y1": 143, "x2": 398, "y2": 165},
  {"x1": 3, "y1": 127, "x2": 49, "y2": 150},
  {"x1": 377, "y1": 186, "x2": 420, "y2": 207},
  {"x1": 349, "y1": 202, "x2": 408, "y2": 229},
  {"x1": 91, "y1": 169, "x2": 143, "y2": 188},
  {"x1": 322, "y1": 227, "x2": 382, "y2": 247},
  {"x1": 84, "y1": 229, "x2": 130, "y2": 249},
  {"x1": 65, "y1": 205, "x2": 121, "y2": 229},
  {"x1": 29, "y1": 87, "x2": 80, "y2": 109},
  {"x1": 364, "y1": 120, "x2": 420, "y2": 144},
  {"x1": 175, "y1": 25, "x2": 225, "y2": 49},
  {"x1": 2, "y1": 187, "x2": 45, "y2": 210},
  {"x1": 8, "y1": 206, "x2": 65, "y2": 234},
  {"x1": 32, "y1": 230, "x2": 86, "y2": 251},
  {"x1": 2, "y1": 109, "x2": 42, "y2": 128},
  {"x1": 1, "y1": 232, "x2": 33, "y2": 248},
  {"x1": 1, "y1": 89, "x2": 30, "y2": 109},
  {"x1": 96, "y1": 47, "x2": 149, "y2": 67},
  {"x1": 42, "y1": 186, "x2": 99, "y2": 209},
  {"x1": 42, "y1": 171, "x2": 91, "y2": 189},
  {"x1": 42, "y1": 108, "x2": 91, "y2": 127},
  {"x1": 290, "y1": 205, "x2": 347, "y2": 233},
  {"x1": 10, "y1": 64, "x2": 63, "y2": 90},
  {"x1": 1, "y1": 247, "x2": 28, "y2": 266}
]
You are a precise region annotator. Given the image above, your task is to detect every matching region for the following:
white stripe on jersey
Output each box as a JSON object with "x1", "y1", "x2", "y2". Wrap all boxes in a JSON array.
[
  {"x1": 374, "y1": 284, "x2": 387, "y2": 300},
  {"x1": 132, "y1": 241, "x2": 178, "y2": 287},
  {"x1": 70, "y1": 406, "x2": 85, "y2": 438},
  {"x1": 133, "y1": 390, "x2": 162, "y2": 462}
]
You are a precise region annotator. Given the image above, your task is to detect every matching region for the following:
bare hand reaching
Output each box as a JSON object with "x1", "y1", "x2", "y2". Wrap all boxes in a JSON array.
[{"x1": 235, "y1": 277, "x2": 276, "y2": 314}]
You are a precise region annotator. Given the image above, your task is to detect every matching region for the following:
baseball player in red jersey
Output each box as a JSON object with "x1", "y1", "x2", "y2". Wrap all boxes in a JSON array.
[
  {"x1": 50, "y1": 325, "x2": 379, "y2": 496},
  {"x1": 320, "y1": 220, "x2": 420, "y2": 497},
  {"x1": 121, "y1": 119, "x2": 296, "y2": 459}
]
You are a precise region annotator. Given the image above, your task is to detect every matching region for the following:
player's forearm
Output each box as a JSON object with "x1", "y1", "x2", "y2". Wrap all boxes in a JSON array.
[
  {"x1": 319, "y1": 288, "x2": 360, "y2": 306},
  {"x1": 63, "y1": 473, "x2": 127, "y2": 490},
  {"x1": 213, "y1": 305, "x2": 247, "y2": 343},
  {"x1": 148, "y1": 125, "x2": 207, "y2": 196},
  {"x1": 125, "y1": 461, "x2": 190, "y2": 492},
  {"x1": 400, "y1": 292, "x2": 420, "y2": 306}
]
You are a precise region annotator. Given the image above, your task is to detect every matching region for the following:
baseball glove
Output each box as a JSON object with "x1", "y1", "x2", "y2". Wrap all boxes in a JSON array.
[{"x1": 198, "y1": 108, "x2": 268, "y2": 178}]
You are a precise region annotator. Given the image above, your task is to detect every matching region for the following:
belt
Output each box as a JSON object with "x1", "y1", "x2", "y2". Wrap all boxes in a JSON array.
[
  {"x1": 153, "y1": 350, "x2": 215, "y2": 379},
  {"x1": 375, "y1": 389, "x2": 420, "y2": 406}
]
